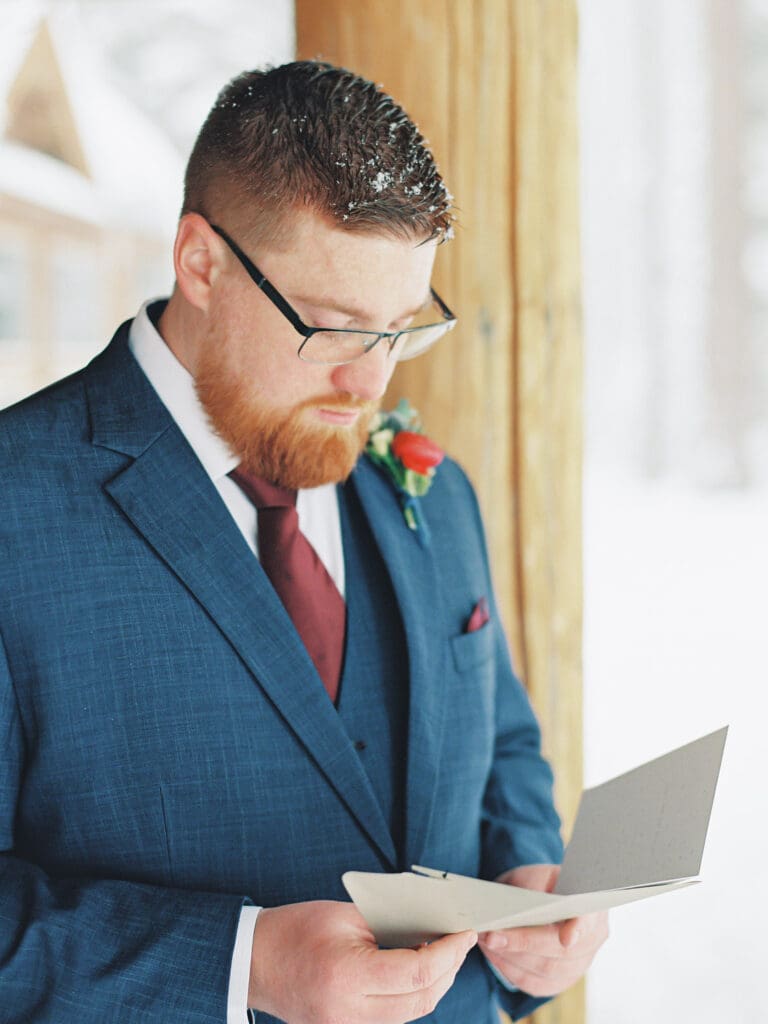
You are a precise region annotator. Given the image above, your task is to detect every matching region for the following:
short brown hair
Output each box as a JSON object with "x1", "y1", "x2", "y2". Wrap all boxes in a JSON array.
[{"x1": 182, "y1": 60, "x2": 453, "y2": 246}]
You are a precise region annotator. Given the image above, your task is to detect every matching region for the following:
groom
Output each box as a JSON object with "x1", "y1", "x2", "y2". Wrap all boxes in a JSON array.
[{"x1": 0, "y1": 60, "x2": 607, "y2": 1022}]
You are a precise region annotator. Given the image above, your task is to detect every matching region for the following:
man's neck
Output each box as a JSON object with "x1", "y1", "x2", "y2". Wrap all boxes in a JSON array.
[{"x1": 157, "y1": 290, "x2": 200, "y2": 376}]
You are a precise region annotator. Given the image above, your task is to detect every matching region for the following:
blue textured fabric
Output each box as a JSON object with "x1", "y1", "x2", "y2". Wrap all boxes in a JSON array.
[
  {"x1": 335, "y1": 483, "x2": 409, "y2": 861},
  {"x1": 0, "y1": 323, "x2": 564, "y2": 1023}
]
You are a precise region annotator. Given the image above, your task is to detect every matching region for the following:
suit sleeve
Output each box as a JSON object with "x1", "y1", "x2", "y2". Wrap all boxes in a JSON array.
[
  {"x1": 0, "y1": 629, "x2": 251, "y2": 1024},
  {"x1": 479, "y1": 612, "x2": 564, "y2": 881},
  {"x1": 452, "y1": 468, "x2": 564, "y2": 878}
]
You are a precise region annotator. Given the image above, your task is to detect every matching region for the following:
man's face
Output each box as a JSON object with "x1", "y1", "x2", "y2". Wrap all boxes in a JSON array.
[{"x1": 195, "y1": 209, "x2": 439, "y2": 489}]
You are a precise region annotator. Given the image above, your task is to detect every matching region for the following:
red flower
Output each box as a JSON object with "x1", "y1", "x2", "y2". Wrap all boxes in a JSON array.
[{"x1": 391, "y1": 431, "x2": 445, "y2": 475}]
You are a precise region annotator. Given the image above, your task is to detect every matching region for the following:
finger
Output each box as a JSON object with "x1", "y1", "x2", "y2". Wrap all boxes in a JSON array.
[
  {"x1": 365, "y1": 930, "x2": 477, "y2": 996},
  {"x1": 483, "y1": 958, "x2": 566, "y2": 999},
  {"x1": 558, "y1": 917, "x2": 581, "y2": 949},
  {"x1": 479, "y1": 923, "x2": 562, "y2": 957},
  {"x1": 483, "y1": 949, "x2": 595, "y2": 1000},
  {"x1": 485, "y1": 947, "x2": 596, "y2": 984},
  {"x1": 362, "y1": 944, "x2": 468, "y2": 1023},
  {"x1": 558, "y1": 911, "x2": 609, "y2": 951},
  {"x1": 481, "y1": 913, "x2": 607, "y2": 958}
]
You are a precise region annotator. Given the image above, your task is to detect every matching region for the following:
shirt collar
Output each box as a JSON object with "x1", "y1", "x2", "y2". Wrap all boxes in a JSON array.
[{"x1": 128, "y1": 299, "x2": 240, "y2": 483}]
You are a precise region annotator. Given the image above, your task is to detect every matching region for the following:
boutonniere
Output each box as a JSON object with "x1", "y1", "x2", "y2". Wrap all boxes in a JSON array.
[{"x1": 365, "y1": 399, "x2": 444, "y2": 544}]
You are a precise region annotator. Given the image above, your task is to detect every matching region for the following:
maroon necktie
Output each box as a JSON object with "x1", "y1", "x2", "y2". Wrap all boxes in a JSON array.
[{"x1": 229, "y1": 467, "x2": 345, "y2": 703}]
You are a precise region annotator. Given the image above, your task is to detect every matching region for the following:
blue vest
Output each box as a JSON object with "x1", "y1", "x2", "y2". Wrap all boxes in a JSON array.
[{"x1": 336, "y1": 480, "x2": 409, "y2": 864}]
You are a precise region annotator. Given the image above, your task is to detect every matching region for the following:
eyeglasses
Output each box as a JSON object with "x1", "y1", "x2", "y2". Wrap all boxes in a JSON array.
[{"x1": 210, "y1": 223, "x2": 457, "y2": 366}]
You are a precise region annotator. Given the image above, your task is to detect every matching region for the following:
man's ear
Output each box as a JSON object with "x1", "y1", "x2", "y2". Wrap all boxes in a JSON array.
[{"x1": 172, "y1": 213, "x2": 223, "y2": 311}]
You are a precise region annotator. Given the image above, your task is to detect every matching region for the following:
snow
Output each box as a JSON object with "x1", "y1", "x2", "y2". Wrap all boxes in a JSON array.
[
  {"x1": 0, "y1": 2, "x2": 41, "y2": 102},
  {"x1": 584, "y1": 466, "x2": 768, "y2": 1022},
  {"x1": 44, "y1": 9, "x2": 184, "y2": 235},
  {"x1": 0, "y1": 4, "x2": 184, "y2": 236},
  {"x1": 579, "y1": 2, "x2": 768, "y2": 1008},
  {"x1": 371, "y1": 170, "x2": 394, "y2": 193},
  {"x1": 0, "y1": 139, "x2": 104, "y2": 226},
  {"x1": 1, "y1": 3, "x2": 763, "y2": 1016},
  {"x1": 577, "y1": 6, "x2": 768, "y2": 1010}
]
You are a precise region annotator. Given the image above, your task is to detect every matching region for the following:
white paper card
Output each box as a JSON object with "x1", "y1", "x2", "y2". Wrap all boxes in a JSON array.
[
  {"x1": 555, "y1": 726, "x2": 728, "y2": 894},
  {"x1": 342, "y1": 727, "x2": 727, "y2": 947}
]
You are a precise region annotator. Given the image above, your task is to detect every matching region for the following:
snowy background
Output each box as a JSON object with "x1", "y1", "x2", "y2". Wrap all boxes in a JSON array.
[
  {"x1": 581, "y1": 1, "x2": 767, "y2": 1021},
  {"x1": 60, "y1": 0, "x2": 295, "y2": 155},
  {"x1": 1, "y1": 1, "x2": 766, "y2": 1020}
]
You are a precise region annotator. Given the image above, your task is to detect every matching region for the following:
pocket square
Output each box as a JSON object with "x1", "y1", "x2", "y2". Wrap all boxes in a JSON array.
[{"x1": 465, "y1": 596, "x2": 490, "y2": 633}]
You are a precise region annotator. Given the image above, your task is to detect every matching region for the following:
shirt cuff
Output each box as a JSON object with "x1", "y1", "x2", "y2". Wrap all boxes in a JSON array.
[{"x1": 227, "y1": 905, "x2": 262, "y2": 1022}]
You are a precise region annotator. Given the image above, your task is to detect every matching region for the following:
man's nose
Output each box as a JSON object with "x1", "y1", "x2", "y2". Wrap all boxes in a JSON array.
[{"x1": 329, "y1": 339, "x2": 395, "y2": 402}]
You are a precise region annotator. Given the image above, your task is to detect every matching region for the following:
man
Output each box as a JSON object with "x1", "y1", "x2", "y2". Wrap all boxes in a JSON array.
[{"x1": 0, "y1": 61, "x2": 607, "y2": 1022}]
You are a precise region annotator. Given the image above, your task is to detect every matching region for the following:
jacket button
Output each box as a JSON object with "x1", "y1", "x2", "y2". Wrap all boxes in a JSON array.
[{"x1": 354, "y1": 739, "x2": 367, "y2": 751}]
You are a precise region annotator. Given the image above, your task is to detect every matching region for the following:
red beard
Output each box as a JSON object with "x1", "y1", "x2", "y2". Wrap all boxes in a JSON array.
[{"x1": 195, "y1": 345, "x2": 377, "y2": 489}]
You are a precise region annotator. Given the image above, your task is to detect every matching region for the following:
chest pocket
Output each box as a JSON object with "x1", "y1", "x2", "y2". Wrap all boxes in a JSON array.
[{"x1": 451, "y1": 622, "x2": 494, "y2": 673}]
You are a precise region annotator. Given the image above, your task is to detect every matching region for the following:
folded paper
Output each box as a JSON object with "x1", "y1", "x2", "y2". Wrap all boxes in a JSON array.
[{"x1": 343, "y1": 726, "x2": 727, "y2": 947}]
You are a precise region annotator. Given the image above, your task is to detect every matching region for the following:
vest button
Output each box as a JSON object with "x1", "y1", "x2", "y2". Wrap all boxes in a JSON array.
[{"x1": 354, "y1": 739, "x2": 367, "y2": 751}]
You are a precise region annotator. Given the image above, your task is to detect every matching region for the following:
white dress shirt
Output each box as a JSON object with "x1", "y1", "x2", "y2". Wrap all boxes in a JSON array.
[{"x1": 128, "y1": 299, "x2": 345, "y2": 1021}]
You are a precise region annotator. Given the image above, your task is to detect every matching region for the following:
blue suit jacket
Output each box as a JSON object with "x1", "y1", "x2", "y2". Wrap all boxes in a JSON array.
[{"x1": 0, "y1": 323, "x2": 563, "y2": 1022}]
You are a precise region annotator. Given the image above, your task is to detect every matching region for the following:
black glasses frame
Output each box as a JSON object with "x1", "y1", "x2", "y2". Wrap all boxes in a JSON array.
[{"x1": 210, "y1": 223, "x2": 456, "y2": 364}]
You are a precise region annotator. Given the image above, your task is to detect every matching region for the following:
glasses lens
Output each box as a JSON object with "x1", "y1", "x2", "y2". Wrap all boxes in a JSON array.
[
  {"x1": 396, "y1": 322, "x2": 455, "y2": 361},
  {"x1": 299, "y1": 331, "x2": 378, "y2": 365},
  {"x1": 297, "y1": 296, "x2": 457, "y2": 365}
]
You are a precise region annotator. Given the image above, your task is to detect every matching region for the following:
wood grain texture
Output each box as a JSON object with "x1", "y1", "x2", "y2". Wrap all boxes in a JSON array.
[
  {"x1": 297, "y1": 4, "x2": 584, "y2": 1021},
  {"x1": 508, "y1": 4, "x2": 584, "y2": 1022},
  {"x1": 297, "y1": 0, "x2": 518, "y2": 647}
]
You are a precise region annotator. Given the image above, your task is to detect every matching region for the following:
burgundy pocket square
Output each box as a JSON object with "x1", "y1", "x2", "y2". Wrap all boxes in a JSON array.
[{"x1": 465, "y1": 596, "x2": 490, "y2": 633}]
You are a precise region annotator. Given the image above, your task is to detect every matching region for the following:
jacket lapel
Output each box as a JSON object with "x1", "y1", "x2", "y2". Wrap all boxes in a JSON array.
[
  {"x1": 348, "y1": 458, "x2": 449, "y2": 870},
  {"x1": 85, "y1": 327, "x2": 397, "y2": 868}
]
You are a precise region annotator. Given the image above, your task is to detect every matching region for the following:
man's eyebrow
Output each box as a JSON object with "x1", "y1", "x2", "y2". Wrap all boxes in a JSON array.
[{"x1": 286, "y1": 290, "x2": 432, "y2": 324}]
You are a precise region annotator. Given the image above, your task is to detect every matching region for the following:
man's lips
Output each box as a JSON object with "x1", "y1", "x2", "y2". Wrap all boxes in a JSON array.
[{"x1": 315, "y1": 406, "x2": 363, "y2": 426}]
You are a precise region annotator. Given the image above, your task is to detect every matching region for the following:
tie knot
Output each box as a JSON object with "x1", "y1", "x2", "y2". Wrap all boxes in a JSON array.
[{"x1": 229, "y1": 467, "x2": 297, "y2": 510}]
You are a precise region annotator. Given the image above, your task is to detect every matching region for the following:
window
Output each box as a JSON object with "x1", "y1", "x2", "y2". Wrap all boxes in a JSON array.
[
  {"x1": 52, "y1": 240, "x2": 103, "y2": 353},
  {"x1": 0, "y1": 237, "x2": 27, "y2": 342}
]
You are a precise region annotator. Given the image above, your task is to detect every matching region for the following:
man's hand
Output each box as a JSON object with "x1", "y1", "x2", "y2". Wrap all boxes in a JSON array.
[
  {"x1": 478, "y1": 864, "x2": 608, "y2": 998},
  {"x1": 248, "y1": 900, "x2": 477, "y2": 1024}
]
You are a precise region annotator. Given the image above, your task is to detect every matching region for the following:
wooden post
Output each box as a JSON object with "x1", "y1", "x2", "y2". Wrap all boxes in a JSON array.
[{"x1": 297, "y1": 4, "x2": 583, "y2": 1022}]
